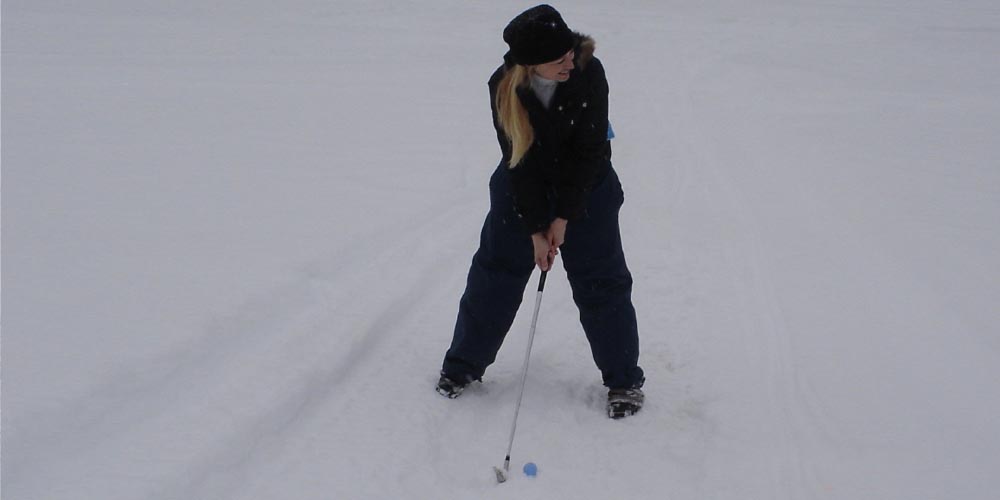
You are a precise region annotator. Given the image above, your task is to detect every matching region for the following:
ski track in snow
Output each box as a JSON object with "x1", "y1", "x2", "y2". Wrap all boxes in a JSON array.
[
  {"x1": 677, "y1": 41, "x2": 868, "y2": 499},
  {"x1": 6, "y1": 185, "x2": 482, "y2": 499},
  {"x1": 173, "y1": 197, "x2": 478, "y2": 500}
]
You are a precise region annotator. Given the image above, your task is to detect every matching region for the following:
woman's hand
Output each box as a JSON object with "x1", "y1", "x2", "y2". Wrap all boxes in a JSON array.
[
  {"x1": 531, "y1": 232, "x2": 555, "y2": 271},
  {"x1": 531, "y1": 218, "x2": 568, "y2": 271},
  {"x1": 547, "y1": 217, "x2": 568, "y2": 250}
]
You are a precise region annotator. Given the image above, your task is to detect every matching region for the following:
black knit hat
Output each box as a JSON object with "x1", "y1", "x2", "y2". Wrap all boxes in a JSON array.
[{"x1": 502, "y1": 5, "x2": 575, "y2": 67}]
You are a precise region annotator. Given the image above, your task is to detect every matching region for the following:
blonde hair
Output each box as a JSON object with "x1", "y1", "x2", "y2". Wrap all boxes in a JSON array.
[{"x1": 495, "y1": 65, "x2": 533, "y2": 168}]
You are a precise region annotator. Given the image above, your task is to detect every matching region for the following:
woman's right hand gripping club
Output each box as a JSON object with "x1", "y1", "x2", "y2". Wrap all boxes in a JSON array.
[{"x1": 531, "y1": 231, "x2": 558, "y2": 271}]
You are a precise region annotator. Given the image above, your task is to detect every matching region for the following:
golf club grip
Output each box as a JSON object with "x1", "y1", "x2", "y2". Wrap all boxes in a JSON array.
[{"x1": 538, "y1": 270, "x2": 547, "y2": 292}]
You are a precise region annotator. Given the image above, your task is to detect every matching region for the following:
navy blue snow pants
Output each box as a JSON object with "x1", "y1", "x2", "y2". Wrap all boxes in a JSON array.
[{"x1": 441, "y1": 163, "x2": 645, "y2": 390}]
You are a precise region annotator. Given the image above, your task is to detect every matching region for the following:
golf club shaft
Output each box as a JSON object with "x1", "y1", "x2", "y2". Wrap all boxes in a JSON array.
[{"x1": 502, "y1": 269, "x2": 548, "y2": 469}]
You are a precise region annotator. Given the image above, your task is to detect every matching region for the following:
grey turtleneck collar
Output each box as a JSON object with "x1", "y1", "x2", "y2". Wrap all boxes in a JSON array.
[{"x1": 530, "y1": 73, "x2": 559, "y2": 109}]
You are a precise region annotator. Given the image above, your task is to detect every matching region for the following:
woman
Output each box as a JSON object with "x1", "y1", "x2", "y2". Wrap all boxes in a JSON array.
[{"x1": 436, "y1": 4, "x2": 645, "y2": 419}]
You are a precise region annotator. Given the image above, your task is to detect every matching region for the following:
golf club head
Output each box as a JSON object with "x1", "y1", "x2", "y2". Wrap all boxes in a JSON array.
[{"x1": 493, "y1": 466, "x2": 508, "y2": 483}]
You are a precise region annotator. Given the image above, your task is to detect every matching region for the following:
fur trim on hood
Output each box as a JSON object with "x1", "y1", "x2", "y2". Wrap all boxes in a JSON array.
[{"x1": 575, "y1": 33, "x2": 596, "y2": 70}]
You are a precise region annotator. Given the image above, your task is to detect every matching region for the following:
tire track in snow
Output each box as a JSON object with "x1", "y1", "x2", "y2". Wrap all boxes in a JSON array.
[
  {"x1": 681, "y1": 58, "x2": 834, "y2": 499},
  {"x1": 147, "y1": 191, "x2": 485, "y2": 500},
  {"x1": 154, "y1": 244, "x2": 464, "y2": 500},
  {"x1": 1, "y1": 277, "x2": 328, "y2": 491},
  {"x1": 694, "y1": 141, "x2": 818, "y2": 500},
  {"x1": 5, "y1": 185, "x2": 482, "y2": 500}
]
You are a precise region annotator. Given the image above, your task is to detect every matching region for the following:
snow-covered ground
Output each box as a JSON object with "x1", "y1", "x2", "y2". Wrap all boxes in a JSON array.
[{"x1": 4, "y1": 1, "x2": 999, "y2": 498}]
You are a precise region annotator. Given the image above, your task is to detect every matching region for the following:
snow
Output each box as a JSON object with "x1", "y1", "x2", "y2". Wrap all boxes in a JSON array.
[{"x1": 3, "y1": 1, "x2": 999, "y2": 499}]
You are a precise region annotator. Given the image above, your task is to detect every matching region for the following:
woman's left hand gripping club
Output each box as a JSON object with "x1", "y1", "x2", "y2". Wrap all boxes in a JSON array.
[{"x1": 547, "y1": 217, "x2": 568, "y2": 265}]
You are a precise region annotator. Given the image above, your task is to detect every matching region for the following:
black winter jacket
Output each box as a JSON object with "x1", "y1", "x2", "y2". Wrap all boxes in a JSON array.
[{"x1": 488, "y1": 34, "x2": 613, "y2": 234}]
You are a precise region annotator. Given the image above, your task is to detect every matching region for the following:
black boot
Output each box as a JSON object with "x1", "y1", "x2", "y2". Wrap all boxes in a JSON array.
[
  {"x1": 607, "y1": 388, "x2": 644, "y2": 419},
  {"x1": 435, "y1": 372, "x2": 473, "y2": 399}
]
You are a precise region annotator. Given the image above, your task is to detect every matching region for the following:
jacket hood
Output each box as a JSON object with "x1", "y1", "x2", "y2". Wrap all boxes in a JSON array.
[{"x1": 574, "y1": 33, "x2": 596, "y2": 70}]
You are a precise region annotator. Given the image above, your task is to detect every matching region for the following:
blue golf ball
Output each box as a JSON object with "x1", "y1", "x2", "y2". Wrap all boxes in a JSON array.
[{"x1": 523, "y1": 462, "x2": 538, "y2": 477}]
